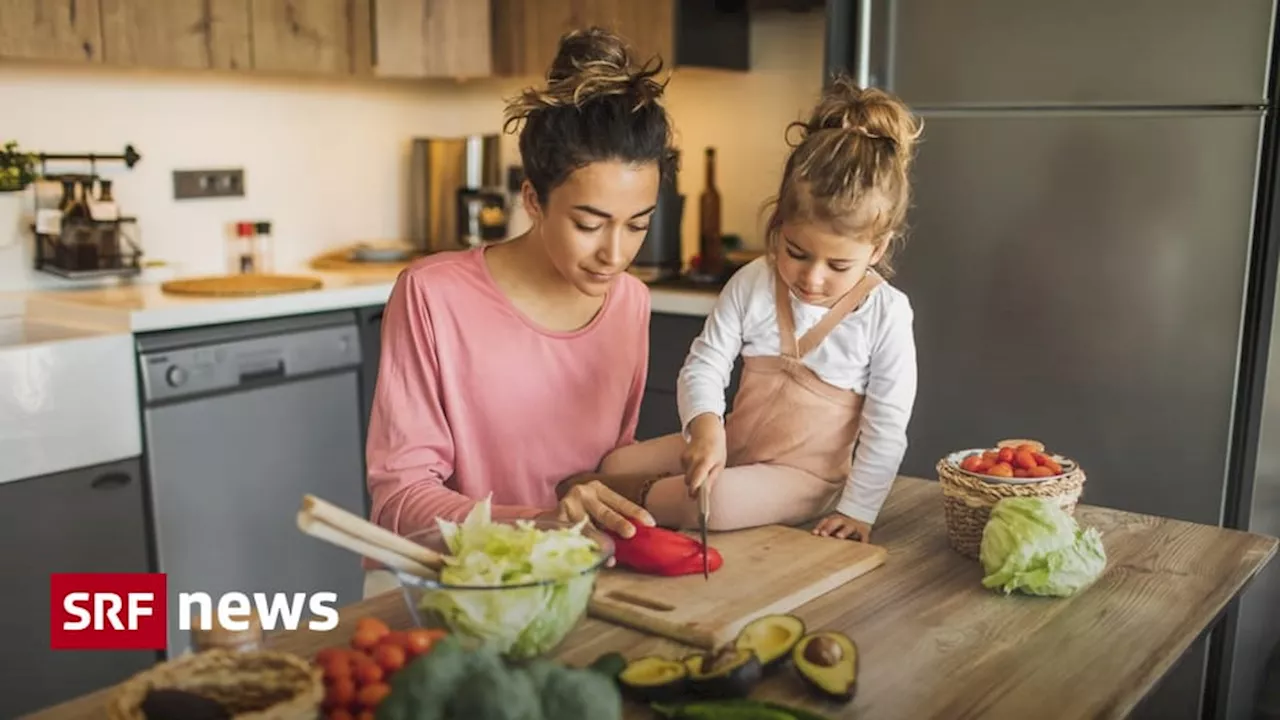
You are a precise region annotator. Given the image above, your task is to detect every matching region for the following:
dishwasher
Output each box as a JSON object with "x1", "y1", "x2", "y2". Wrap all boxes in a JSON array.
[{"x1": 137, "y1": 310, "x2": 368, "y2": 657}]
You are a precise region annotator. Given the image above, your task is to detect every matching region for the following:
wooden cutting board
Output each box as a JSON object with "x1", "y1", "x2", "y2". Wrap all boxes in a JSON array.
[{"x1": 588, "y1": 524, "x2": 887, "y2": 649}]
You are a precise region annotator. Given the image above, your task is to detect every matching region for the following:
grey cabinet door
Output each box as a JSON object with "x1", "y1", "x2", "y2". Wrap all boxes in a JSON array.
[
  {"x1": 637, "y1": 390, "x2": 681, "y2": 441},
  {"x1": 0, "y1": 458, "x2": 156, "y2": 719},
  {"x1": 648, "y1": 312, "x2": 742, "y2": 399}
]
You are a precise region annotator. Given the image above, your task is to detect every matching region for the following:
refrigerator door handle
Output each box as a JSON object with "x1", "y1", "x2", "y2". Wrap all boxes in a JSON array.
[
  {"x1": 823, "y1": 0, "x2": 894, "y2": 90},
  {"x1": 855, "y1": 0, "x2": 873, "y2": 87}
]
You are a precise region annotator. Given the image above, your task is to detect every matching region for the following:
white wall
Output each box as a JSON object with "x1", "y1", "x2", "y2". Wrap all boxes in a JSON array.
[{"x1": 0, "y1": 10, "x2": 823, "y2": 292}]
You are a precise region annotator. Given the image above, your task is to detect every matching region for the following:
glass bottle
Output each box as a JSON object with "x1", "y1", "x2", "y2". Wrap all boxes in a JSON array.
[{"x1": 698, "y1": 147, "x2": 724, "y2": 278}]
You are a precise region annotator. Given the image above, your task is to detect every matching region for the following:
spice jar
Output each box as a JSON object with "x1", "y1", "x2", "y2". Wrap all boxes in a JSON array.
[{"x1": 189, "y1": 610, "x2": 264, "y2": 654}]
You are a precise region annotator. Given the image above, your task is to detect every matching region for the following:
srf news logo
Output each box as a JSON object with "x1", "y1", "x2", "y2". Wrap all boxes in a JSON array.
[{"x1": 50, "y1": 573, "x2": 339, "y2": 650}]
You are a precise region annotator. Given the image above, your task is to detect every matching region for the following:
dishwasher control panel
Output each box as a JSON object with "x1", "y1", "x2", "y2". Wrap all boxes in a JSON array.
[{"x1": 140, "y1": 323, "x2": 362, "y2": 403}]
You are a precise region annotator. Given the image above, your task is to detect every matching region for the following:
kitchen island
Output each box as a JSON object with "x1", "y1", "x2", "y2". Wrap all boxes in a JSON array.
[{"x1": 24, "y1": 476, "x2": 1278, "y2": 720}]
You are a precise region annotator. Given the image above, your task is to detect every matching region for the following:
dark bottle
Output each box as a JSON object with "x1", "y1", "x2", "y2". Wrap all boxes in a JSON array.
[{"x1": 698, "y1": 147, "x2": 724, "y2": 278}]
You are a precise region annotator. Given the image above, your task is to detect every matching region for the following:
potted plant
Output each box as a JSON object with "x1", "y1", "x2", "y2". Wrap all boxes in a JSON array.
[{"x1": 0, "y1": 140, "x2": 38, "y2": 248}]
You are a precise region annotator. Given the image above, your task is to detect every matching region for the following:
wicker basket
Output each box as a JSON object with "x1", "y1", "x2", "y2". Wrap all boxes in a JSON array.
[
  {"x1": 105, "y1": 649, "x2": 323, "y2": 720},
  {"x1": 937, "y1": 454, "x2": 1087, "y2": 560}
]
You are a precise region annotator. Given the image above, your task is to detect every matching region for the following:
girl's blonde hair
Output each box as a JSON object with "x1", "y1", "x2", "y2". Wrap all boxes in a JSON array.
[{"x1": 763, "y1": 75, "x2": 924, "y2": 278}]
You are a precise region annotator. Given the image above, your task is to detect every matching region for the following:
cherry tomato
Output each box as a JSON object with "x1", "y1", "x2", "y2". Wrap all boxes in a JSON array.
[
  {"x1": 1014, "y1": 450, "x2": 1038, "y2": 471},
  {"x1": 354, "y1": 661, "x2": 384, "y2": 685},
  {"x1": 357, "y1": 683, "x2": 392, "y2": 709},
  {"x1": 328, "y1": 710, "x2": 355, "y2": 720},
  {"x1": 1016, "y1": 443, "x2": 1043, "y2": 454},
  {"x1": 1028, "y1": 465, "x2": 1056, "y2": 478},
  {"x1": 357, "y1": 712, "x2": 375, "y2": 720},
  {"x1": 350, "y1": 628, "x2": 383, "y2": 653},
  {"x1": 982, "y1": 450, "x2": 999, "y2": 462},
  {"x1": 986, "y1": 462, "x2": 1014, "y2": 478},
  {"x1": 373, "y1": 643, "x2": 407, "y2": 674},
  {"x1": 960, "y1": 455, "x2": 983, "y2": 472},
  {"x1": 997, "y1": 447, "x2": 1015, "y2": 464},
  {"x1": 1013, "y1": 468, "x2": 1029, "y2": 478},
  {"x1": 973, "y1": 457, "x2": 995, "y2": 473},
  {"x1": 1041, "y1": 457, "x2": 1063, "y2": 474},
  {"x1": 403, "y1": 628, "x2": 439, "y2": 656},
  {"x1": 322, "y1": 655, "x2": 353, "y2": 684},
  {"x1": 324, "y1": 679, "x2": 356, "y2": 711}
]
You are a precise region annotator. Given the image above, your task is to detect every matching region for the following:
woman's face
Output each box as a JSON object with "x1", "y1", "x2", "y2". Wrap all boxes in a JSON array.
[{"x1": 525, "y1": 160, "x2": 659, "y2": 297}]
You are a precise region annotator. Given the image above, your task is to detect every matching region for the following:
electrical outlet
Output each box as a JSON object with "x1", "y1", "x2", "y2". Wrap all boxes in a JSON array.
[{"x1": 173, "y1": 168, "x2": 245, "y2": 200}]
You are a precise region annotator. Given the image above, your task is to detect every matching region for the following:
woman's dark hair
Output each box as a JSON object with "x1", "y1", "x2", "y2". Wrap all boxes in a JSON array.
[{"x1": 503, "y1": 27, "x2": 678, "y2": 204}]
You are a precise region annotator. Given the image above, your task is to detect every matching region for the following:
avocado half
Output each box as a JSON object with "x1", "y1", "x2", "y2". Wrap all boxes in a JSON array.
[
  {"x1": 683, "y1": 647, "x2": 763, "y2": 699},
  {"x1": 734, "y1": 614, "x2": 806, "y2": 671},
  {"x1": 792, "y1": 631, "x2": 858, "y2": 702},
  {"x1": 617, "y1": 656, "x2": 690, "y2": 703}
]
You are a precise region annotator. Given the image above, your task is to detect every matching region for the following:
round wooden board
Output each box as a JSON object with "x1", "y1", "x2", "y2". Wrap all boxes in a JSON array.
[{"x1": 161, "y1": 274, "x2": 324, "y2": 297}]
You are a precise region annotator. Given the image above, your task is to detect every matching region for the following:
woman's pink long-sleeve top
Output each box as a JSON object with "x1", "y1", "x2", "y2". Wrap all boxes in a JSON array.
[{"x1": 365, "y1": 247, "x2": 651, "y2": 536}]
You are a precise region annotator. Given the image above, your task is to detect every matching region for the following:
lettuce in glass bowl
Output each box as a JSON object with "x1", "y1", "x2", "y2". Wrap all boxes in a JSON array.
[{"x1": 391, "y1": 498, "x2": 613, "y2": 661}]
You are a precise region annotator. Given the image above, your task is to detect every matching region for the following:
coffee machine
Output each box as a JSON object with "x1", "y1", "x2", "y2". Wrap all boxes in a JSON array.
[{"x1": 408, "y1": 135, "x2": 508, "y2": 253}]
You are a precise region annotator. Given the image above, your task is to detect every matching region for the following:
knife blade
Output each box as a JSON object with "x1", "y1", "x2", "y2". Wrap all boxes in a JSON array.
[{"x1": 698, "y1": 482, "x2": 710, "y2": 579}]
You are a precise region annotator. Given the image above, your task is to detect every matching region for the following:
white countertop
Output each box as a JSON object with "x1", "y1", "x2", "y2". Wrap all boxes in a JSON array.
[{"x1": 8, "y1": 268, "x2": 718, "y2": 335}]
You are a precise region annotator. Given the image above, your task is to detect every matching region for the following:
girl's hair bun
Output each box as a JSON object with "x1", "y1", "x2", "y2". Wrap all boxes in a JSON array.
[{"x1": 795, "y1": 75, "x2": 923, "y2": 168}]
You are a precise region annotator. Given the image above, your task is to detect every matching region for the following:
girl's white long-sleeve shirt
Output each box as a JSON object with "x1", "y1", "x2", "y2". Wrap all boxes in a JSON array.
[{"x1": 675, "y1": 257, "x2": 918, "y2": 524}]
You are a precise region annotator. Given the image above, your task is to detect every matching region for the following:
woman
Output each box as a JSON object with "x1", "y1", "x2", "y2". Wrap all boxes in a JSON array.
[{"x1": 363, "y1": 28, "x2": 676, "y2": 592}]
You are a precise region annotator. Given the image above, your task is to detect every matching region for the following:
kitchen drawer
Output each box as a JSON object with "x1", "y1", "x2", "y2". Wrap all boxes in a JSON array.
[
  {"x1": 0, "y1": 458, "x2": 157, "y2": 718},
  {"x1": 648, "y1": 312, "x2": 743, "y2": 398}
]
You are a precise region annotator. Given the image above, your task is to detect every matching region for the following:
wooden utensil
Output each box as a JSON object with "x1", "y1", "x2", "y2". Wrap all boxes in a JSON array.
[
  {"x1": 588, "y1": 523, "x2": 888, "y2": 649},
  {"x1": 161, "y1": 274, "x2": 323, "y2": 297},
  {"x1": 295, "y1": 494, "x2": 444, "y2": 579}
]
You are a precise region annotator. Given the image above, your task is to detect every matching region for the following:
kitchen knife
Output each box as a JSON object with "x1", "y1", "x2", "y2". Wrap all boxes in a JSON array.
[{"x1": 698, "y1": 482, "x2": 709, "y2": 579}]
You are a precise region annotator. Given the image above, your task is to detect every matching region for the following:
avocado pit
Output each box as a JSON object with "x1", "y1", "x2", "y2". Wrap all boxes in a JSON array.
[{"x1": 793, "y1": 631, "x2": 858, "y2": 703}]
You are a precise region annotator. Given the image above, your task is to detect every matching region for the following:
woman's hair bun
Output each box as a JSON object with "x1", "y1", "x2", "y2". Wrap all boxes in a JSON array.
[{"x1": 506, "y1": 26, "x2": 666, "y2": 119}]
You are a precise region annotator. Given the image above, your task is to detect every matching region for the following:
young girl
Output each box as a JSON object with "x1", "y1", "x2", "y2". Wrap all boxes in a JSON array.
[{"x1": 594, "y1": 76, "x2": 921, "y2": 543}]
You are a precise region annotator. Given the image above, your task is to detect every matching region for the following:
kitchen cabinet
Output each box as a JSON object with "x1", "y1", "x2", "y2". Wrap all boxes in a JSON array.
[
  {"x1": 100, "y1": 0, "x2": 252, "y2": 70},
  {"x1": 0, "y1": 0, "x2": 103, "y2": 63},
  {"x1": 0, "y1": 457, "x2": 156, "y2": 720},
  {"x1": 372, "y1": 0, "x2": 491, "y2": 78},
  {"x1": 357, "y1": 304, "x2": 384, "y2": 515},
  {"x1": 490, "y1": 0, "x2": 750, "y2": 78},
  {"x1": 250, "y1": 0, "x2": 372, "y2": 75},
  {"x1": 637, "y1": 311, "x2": 741, "y2": 441}
]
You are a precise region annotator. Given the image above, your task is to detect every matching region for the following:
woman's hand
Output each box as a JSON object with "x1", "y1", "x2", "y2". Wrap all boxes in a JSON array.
[
  {"x1": 813, "y1": 513, "x2": 872, "y2": 542},
  {"x1": 544, "y1": 478, "x2": 656, "y2": 540},
  {"x1": 682, "y1": 413, "x2": 727, "y2": 499}
]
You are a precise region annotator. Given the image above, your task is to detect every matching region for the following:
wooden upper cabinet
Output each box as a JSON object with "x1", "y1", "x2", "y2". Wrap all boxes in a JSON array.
[
  {"x1": 250, "y1": 0, "x2": 371, "y2": 75},
  {"x1": 0, "y1": 0, "x2": 104, "y2": 63},
  {"x1": 374, "y1": 0, "x2": 491, "y2": 79},
  {"x1": 100, "y1": 0, "x2": 252, "y2": 70},
  {"x1": 492, "y1": 0, "x2": 674, "y2": 78}
]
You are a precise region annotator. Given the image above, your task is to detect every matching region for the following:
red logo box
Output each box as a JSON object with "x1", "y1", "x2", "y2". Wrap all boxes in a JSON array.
[{"x1": 50, "y1": 573, "x2": 168, "y2": 650}]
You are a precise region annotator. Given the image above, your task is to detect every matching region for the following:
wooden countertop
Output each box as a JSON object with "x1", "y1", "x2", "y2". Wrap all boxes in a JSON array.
[{"x1": 25, "y1": 477, "x2": 1277, "y2": 720}]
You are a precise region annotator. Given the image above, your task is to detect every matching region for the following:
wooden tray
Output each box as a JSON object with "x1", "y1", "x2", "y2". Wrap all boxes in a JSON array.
[
  {"x1": 161, "y1": 274, "x2": 323, "y2": 297},
  {"x1": 589, "y1": 524, "x2": 887, "y2": 649}
]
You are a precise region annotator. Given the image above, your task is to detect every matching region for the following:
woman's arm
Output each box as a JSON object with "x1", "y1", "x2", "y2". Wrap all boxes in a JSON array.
[
  {"x1": 366, "y1": 271, "x2": 543, "y2": 535},
  {"x1": 835, "y1": 294, "x2": 918, "y2": 524}
]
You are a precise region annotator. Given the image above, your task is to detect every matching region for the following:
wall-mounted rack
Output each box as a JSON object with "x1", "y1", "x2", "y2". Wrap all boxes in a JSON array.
[{"x1": 35, "y1": 144, "x2": 142, "y2": 177}]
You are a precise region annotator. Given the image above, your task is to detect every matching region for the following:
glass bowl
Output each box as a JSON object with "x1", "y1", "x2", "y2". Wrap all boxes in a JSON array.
[{"x1": 391, "y1": 519, "x2": 614, "y2": 661}]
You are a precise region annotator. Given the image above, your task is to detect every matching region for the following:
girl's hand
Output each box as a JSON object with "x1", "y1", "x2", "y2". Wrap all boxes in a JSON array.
[
  {"x1": 813, "y1": 513, "x2": 872, "y2": 542},
  {"x1": 681, "y1": 414, "x2": 727, "y2": 499}
]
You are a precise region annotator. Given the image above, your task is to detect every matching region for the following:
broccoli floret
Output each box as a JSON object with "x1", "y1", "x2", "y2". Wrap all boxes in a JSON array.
[
  {"x1": 534, "y1": 663, "x2": 623, "y2": 720},
  {"x1": 376, "y1": 635, "x2": 472, "y2": 720},
  {"x1": 445, "y1": 662, "x2": 543, "y2": 720}
]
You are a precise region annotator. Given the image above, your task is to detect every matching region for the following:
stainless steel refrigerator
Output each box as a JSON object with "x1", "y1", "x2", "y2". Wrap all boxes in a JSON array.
[{"x1": 822, "y1": 1, "x2": 1280, "y2": 718}]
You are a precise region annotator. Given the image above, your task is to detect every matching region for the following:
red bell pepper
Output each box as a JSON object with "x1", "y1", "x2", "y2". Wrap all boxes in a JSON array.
[{"x1": 606, "y1": 524, "x2": 724, "y2": 576}]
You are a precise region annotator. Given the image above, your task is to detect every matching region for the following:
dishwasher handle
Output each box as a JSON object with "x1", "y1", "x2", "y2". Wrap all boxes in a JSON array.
[{"x1": 239, "y1": 359, "x2": 286, "y2": 385}]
